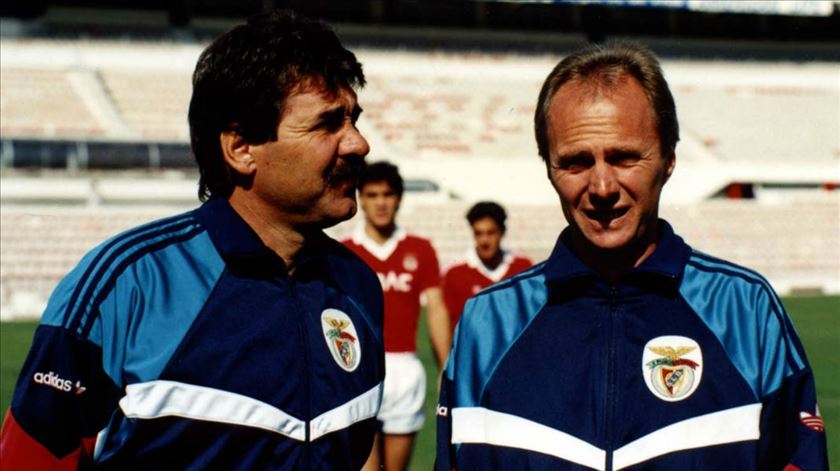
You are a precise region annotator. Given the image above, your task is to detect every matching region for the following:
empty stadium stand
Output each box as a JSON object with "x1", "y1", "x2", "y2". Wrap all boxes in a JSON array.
[
  {"x1": 98, "y1": 69, "x2": 191, "y2": 140},
  {"x1": 0, "y1": 68, "x2": 107, "y2": 138},
  {"x1": 672, "y1": 84, "x2": 839, "y2": 164},
  {"x1": 1, "y1": 37, "x2": 838, "y2": 319},
  {"x1": 2, "y1": 39, "x2": 838, "y2": 166}
]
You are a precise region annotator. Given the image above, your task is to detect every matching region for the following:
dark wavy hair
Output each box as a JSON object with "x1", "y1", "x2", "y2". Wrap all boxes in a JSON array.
[
  {"x1": 534, "y1": 41, "x2": 678, "y2": 164},
  {"x1": 189, "y1": 9, "x2": 365, "y2": 201},
  {"x1": 467, "y1": 201, "x2": 507, "y2": 234},
  {"x1": 357, "y1": 161, "x2": 403, "y2": 198}
]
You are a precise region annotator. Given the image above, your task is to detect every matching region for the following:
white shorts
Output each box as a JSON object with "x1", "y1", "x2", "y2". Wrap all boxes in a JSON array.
[{"x1": 378, "y1": 352, "x2": 426, "y2": 434}]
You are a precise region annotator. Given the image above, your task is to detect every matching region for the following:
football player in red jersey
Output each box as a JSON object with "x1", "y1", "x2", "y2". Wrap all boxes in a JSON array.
[
  {"x1": 342, "y1": 162, "x2": 451, "y2": 471},
  {"x1": 442, "y1": 202, "x2": 532, "y2": 332}
]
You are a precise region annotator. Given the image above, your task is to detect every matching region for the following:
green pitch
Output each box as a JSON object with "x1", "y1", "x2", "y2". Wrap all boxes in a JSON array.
[{"x1": 2, "y1": 295, "x2": 837, "y2": 469}]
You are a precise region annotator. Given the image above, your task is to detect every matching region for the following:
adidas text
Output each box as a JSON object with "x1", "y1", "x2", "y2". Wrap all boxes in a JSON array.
[{"x1": 33, "y1": 371, "x2": 73, "y2": 392}]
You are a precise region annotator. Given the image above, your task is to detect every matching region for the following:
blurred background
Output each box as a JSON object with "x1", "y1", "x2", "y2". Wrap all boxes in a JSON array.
[{"x1": 1, "y1": 0, "x2": 838, "y2": 469}]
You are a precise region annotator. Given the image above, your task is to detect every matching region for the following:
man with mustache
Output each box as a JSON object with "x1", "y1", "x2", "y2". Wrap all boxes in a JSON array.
[
  {"x1": 343, "y1": 161, "x2": 451, "y2": 471},
  {"x1": 436, "y1": 42, "x2": 827, "y2": 470},
  {"x1": 1, "y1": 10, "x2": 384, "y2": 470}
]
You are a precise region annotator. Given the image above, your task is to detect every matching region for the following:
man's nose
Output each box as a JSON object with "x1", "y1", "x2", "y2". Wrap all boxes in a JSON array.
[
  {"x1": 339, "y1": 125, "x2": 370, "y2": 158},
  {"x1": 588, "y1": 162, "x2": 619, "y2": 201}
]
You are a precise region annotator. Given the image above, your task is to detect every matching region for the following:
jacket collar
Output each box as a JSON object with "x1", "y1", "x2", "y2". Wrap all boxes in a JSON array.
[
  {"x1": 544, "y1": 219, "x2": 691, "y2": 289},
  {"x1": 194, "y1": 197, "x2": 276, "y2": 263},
  {"x1": 193, "y1": 197, "x2": 331, "y2": 274}
]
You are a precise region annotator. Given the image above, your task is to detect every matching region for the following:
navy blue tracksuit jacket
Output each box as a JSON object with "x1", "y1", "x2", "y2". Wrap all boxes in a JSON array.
[
  {"x1": 2, "y1": 198, "x2": 385, "y2": 470},
  {"x1": 437, "y1": 221, "x2": 827, "y2": 470}
]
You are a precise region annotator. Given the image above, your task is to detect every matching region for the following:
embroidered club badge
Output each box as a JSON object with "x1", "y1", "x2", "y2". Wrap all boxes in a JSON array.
[
  {"x1": 321, "y1": 309, "x2": 361, "y2": 372},
  {"x1": 642, "y1": 336, "x2": 703, "y2": 402}
]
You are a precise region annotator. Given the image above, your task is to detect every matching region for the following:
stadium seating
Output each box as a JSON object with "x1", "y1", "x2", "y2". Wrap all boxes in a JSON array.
[
  {"x1": 672, "y1": 85, "x2": 839, "y2": 164},
  {"x1": 3, "y1": 40, "x2": 837, "y2": 166},
  {"x1": 1, "y1": 38, "x2": 838, "y2": 319},
  {"x1": 0, "y1": 68, "x2": 107, "y2": 138},
  {"x1": 98, "y1": 69, "x2": 191, "y2": 140}
]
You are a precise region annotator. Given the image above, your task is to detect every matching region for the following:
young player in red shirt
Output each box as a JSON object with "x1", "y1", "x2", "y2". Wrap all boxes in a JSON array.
[
  {"x1": 342, "y1": 162, "x2": 451, "y2": 471},
  {"x1": 442, "y1": 202, "x2": 532, "y2": 331}
]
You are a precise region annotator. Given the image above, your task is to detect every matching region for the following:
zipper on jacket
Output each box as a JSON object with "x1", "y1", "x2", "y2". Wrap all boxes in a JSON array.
[
  {"x1": 605, "y1": 285, "x2": 619, "y2": 471},
  {"x1": 289, "y1": 276, "x2": 312, "y2": 467}
]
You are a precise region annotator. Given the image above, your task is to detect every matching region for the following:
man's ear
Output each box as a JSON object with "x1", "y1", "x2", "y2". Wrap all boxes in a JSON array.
[
  {"x1": 664, "y1": 151, "x2": 676, "y2": 183},
  {"x1": 220, "y1": 130, "x2": 256, "y2": 176}
]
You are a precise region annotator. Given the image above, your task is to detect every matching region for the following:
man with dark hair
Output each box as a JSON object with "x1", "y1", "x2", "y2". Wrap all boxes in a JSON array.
[
  {"x1": 342, "y1": 161, "x2": 450, "y2": 471},
  {"x1": 436, "y1": 42, "x2": 827, "y2": 470},
  {"x1": 441, "y1": 202, "x2": 532, "y2": 332},
  {"x1": 1, "y1": 10, "x2": 384, "y2": 470}
]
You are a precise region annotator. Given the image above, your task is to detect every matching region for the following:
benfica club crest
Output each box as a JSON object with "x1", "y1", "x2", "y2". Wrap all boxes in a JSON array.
[
  {"x1": 642, "y1": 336, "x2": 703, "y2": 402},
  {"x1": 321, "y1": 309, "x2": 361, "y2": 372}
]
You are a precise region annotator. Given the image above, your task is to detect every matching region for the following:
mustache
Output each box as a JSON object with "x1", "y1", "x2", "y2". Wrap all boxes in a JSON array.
[{"x1": 327, "y1": 156, "x2": 366, "y2": 187}]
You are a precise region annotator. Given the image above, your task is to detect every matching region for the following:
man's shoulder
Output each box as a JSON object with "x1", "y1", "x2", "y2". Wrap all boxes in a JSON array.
[
  {"x1": 680, "y1": 249, "x2": 811, "y2": 397},
  {"x1": 76, "y1": 208, "x2": 209, "y2": 273},
  {"x1": 97, "y1": 207, "x2": 204, "y2": 247},
  {"x1": 683, "y1": 249, "x2": 776, "y2": 293},
  {"x1": 679, "y1": 249, "x2": 786, "y2": 326},
  {"x1": 39, "y1": 208, "x2": 216, "y2": 329}
]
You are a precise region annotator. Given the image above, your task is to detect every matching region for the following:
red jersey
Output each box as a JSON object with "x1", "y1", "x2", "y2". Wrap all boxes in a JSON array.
[
  {"x1": 342, "y1": 225, "x2": 441, "y2": 353},
  {"x1": 442, "y1": 249, "x2": 532, "y2": 330}
]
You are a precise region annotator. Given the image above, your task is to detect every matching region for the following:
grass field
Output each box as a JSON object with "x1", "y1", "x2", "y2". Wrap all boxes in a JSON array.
[{"x1": 2, "y1": 295, "x2": 837, "y2": 468}]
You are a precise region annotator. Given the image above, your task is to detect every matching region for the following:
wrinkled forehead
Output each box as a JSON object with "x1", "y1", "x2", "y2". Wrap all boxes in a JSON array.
[
  {"x1": 547, "y1": 75, "x2": 658, "y2": 141},
  {"x1": 553, "y1": 73, "x2": 647, "y2": 109},
  {"x1": 290, "y1": 75, "x2": 357, "y2": 101},
  {"x1": 278, "y1": 75, "x2": 360, "y2": 126}
]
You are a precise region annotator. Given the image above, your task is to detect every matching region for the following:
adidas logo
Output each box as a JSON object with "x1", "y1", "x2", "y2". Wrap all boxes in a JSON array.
[{"x1": 32, "y1": 371, "x2": 86, "y2": 395}]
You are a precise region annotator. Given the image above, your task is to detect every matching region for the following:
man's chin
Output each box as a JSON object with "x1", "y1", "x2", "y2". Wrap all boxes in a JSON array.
[
  {"x1": 588, "y1": 233, "x2": 634, "y2": 251},
  {"x1": 570, "y1": 225, "x2": 632, "y2": 252},
  {"x1": 477, "y1": 250, "x2": 495, "y2": 262},
  {"x1": 369, "y1": 216, "x2": 396, "y2": 231},
  {"x1": 314, "y1": 201, "x2": 357, "y2": 229}
]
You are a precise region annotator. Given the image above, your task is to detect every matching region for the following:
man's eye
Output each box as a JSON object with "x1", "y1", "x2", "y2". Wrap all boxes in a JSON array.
[
  {"x1": 318, "y1": 117, "x2": 343, "y2": 132},
  {"x1": 556, "y1": 155, "x2": 591, "y2": 171},
  {"x1": 315, "y1": 108, "x2": 350, "y2": 132},
  {"x1": 610, "y1": 152, "x2": 640, "y2": 166}
]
